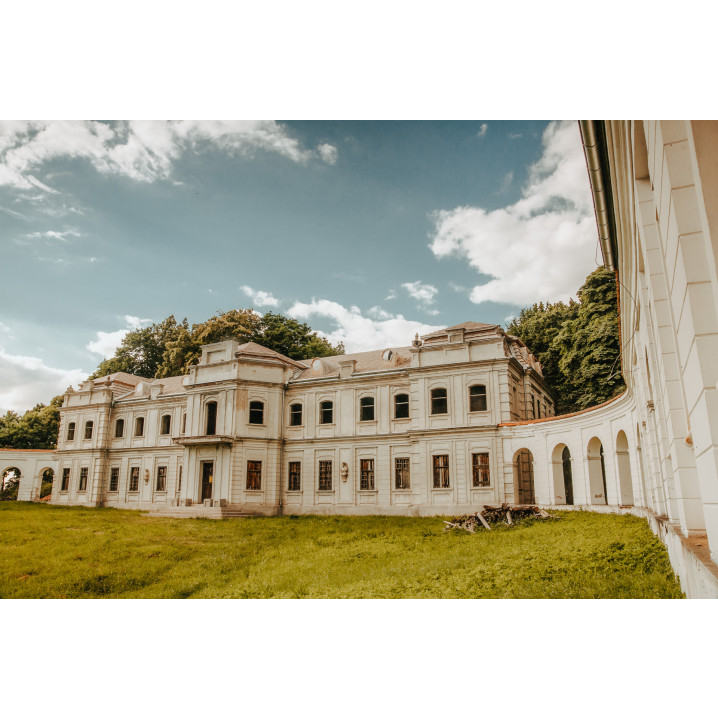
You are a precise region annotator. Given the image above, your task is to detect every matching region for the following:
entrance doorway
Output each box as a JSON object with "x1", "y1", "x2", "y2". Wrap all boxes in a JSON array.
[
  {"x1": 201, "y1": 462, "x2": 214, "y2": 502},
  {"x1": 513, "y1": 449, "x2": 535, "y2": 504}
]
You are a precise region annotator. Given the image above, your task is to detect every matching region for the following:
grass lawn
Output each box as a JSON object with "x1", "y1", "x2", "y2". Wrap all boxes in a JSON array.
[{"x1": 0, "y1": 503, "x2": 683, "y2": 598}]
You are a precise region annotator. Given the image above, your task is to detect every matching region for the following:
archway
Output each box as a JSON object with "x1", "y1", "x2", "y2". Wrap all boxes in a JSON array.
[
  {"x1": 40, "y1": 468, "x2": 54, "y2": 500},
  {"x1": 1, "y1": 467, "x2": 21, "y2": 501},
  {"x1": 587, "y1": 437, "x2": 608, "y2": 505},
  {"x1": 513, "y1": 449, "x2": 535, "y2": 504},
  {"x1": 550, "y1": 444, "x2": 573, "y2": 505},
  {"x1": 615, "y1": 431, "x2": 635, "y2": 506}
]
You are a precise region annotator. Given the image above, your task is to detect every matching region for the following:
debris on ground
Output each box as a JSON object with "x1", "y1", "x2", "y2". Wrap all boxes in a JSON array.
[{"x1": 443, "y1": 504, "x2": 557, "y2": 533}]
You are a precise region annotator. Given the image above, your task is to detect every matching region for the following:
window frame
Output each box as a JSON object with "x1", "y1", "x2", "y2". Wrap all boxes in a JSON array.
[
  {"x1": 319, "y1": 400, "x2": 334, "y2": 425},
  {"x1": 468, "y1": 384, "x2": 488, "y2": 413},
  {"x1": 246, "y1": 460, "x2": 262, "y2": 490},
  {"x1": 248, "y1": 401, "x2": 264, "y2": 426},
  {"x1": 160, "y1": 414, "x2": 171, "y2": 435},
  {"x1": 134, "y1": 416, "x2": 145, "y2": 437},
  {"x1": 156, "y1": 466, "x2": 167, "y2": 492},
  {"x1": 206, "y1": 401, "x2": 218, "y2": 435},
  {"x1": 66, "y1": 422, "x2": 76, "y2": 441},
  {"x1": 471, "y1": 452, "x2": 490, "y2": 487},
  {"x1": 289, "y1": 403, "x2": 303, "y2": 427},
  {"x1": 115, "y1": 418, "x2": 124, "y2": 438},
  {"x1": 61, "y1": 467, "x2": 70, "y2": 492},
  {"x1": 182, "y1": 413, "x2": 187, "y2": 435},
  {"x1": 109, "y1": 467, "x2": 119, "y2": 492},
  {"x1": 359, "y1": 396, "x2": 375, "y2": 422},
  {"x1": 84, "y1": 420, "x2": 94, "y2": 440},
  {"x1": 360, "y1": 459, "x2": 375, "y2": 490},
  {"x1": 129, "y1": 466, "x2": 140, "y2": 492},
  {"x1": 78, "y1": 467, "x2": 89, "y2": 492},
  {"x1": 318, "y1": 460, "x2": 332, "y2": 491},
  {"x1": 395, "y1": 457, "x2": 410, "y2": 490},
  {"x1": 288, "y1": 461, "x2": 301, "y2": 491},
  {"x1": 430, "y1": 387, "x2": 448, "y2": 415},
  {"x1": 432, "y1": 454, "x2": 450, "y2": 489},
  {"x1": 394, "y1": 393, "x2": 410, "y2": 419}
]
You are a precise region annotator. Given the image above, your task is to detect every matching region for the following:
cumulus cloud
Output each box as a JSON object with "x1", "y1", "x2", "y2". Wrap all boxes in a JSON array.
[
  {"x1": 402, "y1": 281, "x2": 438, "y2": 305},
  {"x1": 86, "y1": 315, "x2": 151, "y2": 359},
  {"x1": 287, "y1": 300, "x2": 442, "y2": 354},
  {"x1": 0, "y1": 120, "x2": 333, "y2": 192},
  {"x1": 477, "y1": 123, "x2": 488, "y2": 139},
  {"x1": 0, "y1": 347, "x2": 86, "y2": 414},
  {"x1": 429, "y1": 120, "x2": 595, "y2": 307},
  {"x1": 241, "y1": 285, "x2": 280, "y2": 308}
]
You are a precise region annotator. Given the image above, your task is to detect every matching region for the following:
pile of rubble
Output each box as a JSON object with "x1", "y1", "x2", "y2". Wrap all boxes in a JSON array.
[{"x1": 443, "y1": 503, "x2": 556, "y2": 533}]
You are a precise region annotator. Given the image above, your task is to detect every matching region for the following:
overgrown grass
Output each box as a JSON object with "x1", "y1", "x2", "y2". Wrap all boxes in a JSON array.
[{"x1": 0, "y1": 503, "x2": 683, "y2": 598}]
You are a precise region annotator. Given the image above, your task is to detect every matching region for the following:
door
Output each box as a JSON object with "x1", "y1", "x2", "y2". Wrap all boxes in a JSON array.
[
  {"x1": 562, "y1": 446, "x2": 574, "y2": 505},
  {"x1": 201, "y1": 462, "x2": 213, "y2": 501},
  {"x1": 517, "y1": 449, "x2": 535, "y2": 504}
]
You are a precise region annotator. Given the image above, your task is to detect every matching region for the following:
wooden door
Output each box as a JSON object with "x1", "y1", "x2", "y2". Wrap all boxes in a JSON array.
[
  {"x1": 517, "y1": 449, "x2": 535, "y2": 504},
  {"x1": 201, "y1": 462, "x2": 213, "y2": 501}
]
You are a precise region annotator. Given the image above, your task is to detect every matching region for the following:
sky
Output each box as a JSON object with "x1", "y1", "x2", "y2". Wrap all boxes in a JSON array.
[{"x1": 0, "y1": 120, "x2": 598, "y2": 414}]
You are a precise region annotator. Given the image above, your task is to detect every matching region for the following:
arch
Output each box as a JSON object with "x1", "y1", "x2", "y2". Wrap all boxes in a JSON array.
[
  {"x1": 615, "y1": 430, "x2": 635, "y2": 506},
  {"x1": 512, "y1": 449, "x2": 535, "y2": 504},
  {"x1": 550, "y1": 443, "x2": 573, "y2": 505},
  {"x1": 40, "y1": 467, "x2": 54, "y2": 499},
  {"x1": 587, "y1": 437, "x2": 608, "y2": 505},
  {"x1": 1, "y1": 467, "x2": 21, "y2": 500}
]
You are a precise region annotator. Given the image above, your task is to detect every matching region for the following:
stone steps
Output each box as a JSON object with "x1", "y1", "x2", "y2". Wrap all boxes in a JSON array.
[{"x1": 144, "y1": 504, "x2": 257, "y2": 520}]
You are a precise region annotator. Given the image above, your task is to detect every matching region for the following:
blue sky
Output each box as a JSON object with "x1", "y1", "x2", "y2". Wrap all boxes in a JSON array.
[{"x1": 0, "y1": 120, "x2": 597, "y2": 412}]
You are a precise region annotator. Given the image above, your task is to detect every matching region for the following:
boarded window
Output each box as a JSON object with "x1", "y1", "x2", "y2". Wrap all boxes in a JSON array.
[
  {"x1": 115, "y1": 419, "x2": 124, "y2": 438},
  {"x1": 129, "y1": 467, "x2": 140, "y2": 492},
  {"x1": 249, "y1": 401, "x2": 264, "y2": 425},
  {"x1": 206, "y1": 402, "x2": 217, "y2": 435},
  {"x1": 472, "y1": 453, "x2": 490, "y2": 487},
  {"x1": 360, "y1": 459, "x2": 375, "y2": 490},
  {"x1": 319, "y1": 461, "x2": 332, "y2": 491},
  {"x1": 288, "y1": 461, "x2": 301, "y2": 491},
  {"x1": 61, "y1": 468, "x2": 70, "y2": 491},
  {"x1": 394, "y1": 393, "x2": 409, "y2": 419},
  {"x1": 360, "y1": 396, "x2": 375, "y2": 421},
  {"x1": 84, "y1": 421, "x2": 93, "y2": 440},
  {"x1": 320, "y1": 401, "x2": 333, "y2": 424},
  {"x1": 247, "y1": 460, "x2": 262, "y2": 490},
  {"x1": 182, "y1": 413, "x2": 187, "y2": 434},
  {"x1": 469, "y1": 385, "x2": 487, "y2": 412},
  {"x1": 67, "y1": 422, "x2": 75, "y2": 441},
  {"x1": 395, "y1": 457, "x2": 410, "y2": 489},
  {"x1": 431, "y1": 388, "x2": 448, "y2": 415},
  {"x1": 109, "y1": 467, "x2": 119, "y2": 492},
  {"x1": 79, "y1": 467, "x2": 88, "y2": 491},
  {"x1": 134, "y1": 417, "x2": 145, "y2": 437},
  {"x1": 160, "y1": 414, "x2": 171, "y2": 435},
  {"x1": 290, "y1": 403, "x2": 302, "y2": 426},
  {"x1": 156, "y1": 466, "x2": 167, "y2": 491},
  {"x1": 433, "y1": 454, "x2": 450, "y2": 488}
]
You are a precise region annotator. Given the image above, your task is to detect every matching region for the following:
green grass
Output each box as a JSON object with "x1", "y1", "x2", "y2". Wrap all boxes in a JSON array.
[{"x1": 0, "y1": 503, "x2": 683, "y2": 598}]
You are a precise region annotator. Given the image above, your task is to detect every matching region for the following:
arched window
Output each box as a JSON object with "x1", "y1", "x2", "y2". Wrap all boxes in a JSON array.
[
  {"x1": 469, "y1": 385, "x2": 487, "y2": 412},
  {"x1": 290, "y1": 403, "x2": 302, "y2": 426},
  {"x1": 84, "y1": 420, "x2": 94, "y2": 440},
  {"x1": 206, "y1": 402, "x2": 217, "y2": 435},
  {"x1": 431, "y1": 388, "x2": 448, "y2": 415},
  {"x1": 115, "y1": 419, "x2": 124, "y2": 438},
  {"x1": 320, "y1": 401, "x2": 333, "y2": 424},
  {"x1": 134, "y1": 417, "x2": 145, "y2": 437},
  {"x1": 67, "y1": 422, "x2": 75, "y2": 441},
  {"x1": 160, "y1": 414, "x2": 171, "y2": 435},
  {"x1": 394, "y1": 393, "x2": 409, "y2": 419},
  {"x1": 249, "y1": 401, "x2": 264, "y2": 425},
  {"x1": 360, "y1": 396, "x2": 375, "y2": 421}
]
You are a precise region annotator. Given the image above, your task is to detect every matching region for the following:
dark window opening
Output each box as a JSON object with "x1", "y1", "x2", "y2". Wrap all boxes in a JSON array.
[
  {"x1": 433, "y1": 454, "x2": 450, "y2": 488},
  {"x1": 360, "y1": 396, "x2": 375, "y2": 421},
  {"x1": 66, "y1": 422, "x2": 75, "y2": 441},
  {"x1": 290, "y1": 403, "x2": 303, "y2": 426},
  {"x1": 472, "y1": 452, "x2": 490, "y2": 487},
  {"x1": 562, "y1": 446, "x2": 574, "y2": 505},
  {"x1": 109, "y1": 467, "x2": 119, "y2": 492},
  {"x1": 319, "y1": 461, "x2": 332, "y2": 491},
  {"x1": 61, "y1": 468, "x2": 70, "y2": 491},
  {"x1": 395, "y1": 457, "x2": 410, "y2": 489},
  {"x1": 288, "y1": 461, "x2": 301, "y2": 491},
  {"x1": 79, "y1": 467, "x2": 88, "y2": 492},
  {"x1": 249, "y1": 401, "x2": 264, "y2": 425},
  {"x1": 600, "y1": 444, "x2": 608, "y2": 505},
  {"x1": 247, "y1": 460, "x2": 262, "y2": 490},
  {"x1": 360, "y1": 459, "x2": 375, "y2": 490},
  {"x1": 115, "y1": 419, "x2": 124, "y2": 438},
  {"x1": 469, "y1": 385, "x2": 487, "y2": 412},
  {"x1": 129, "y1": 467, "x2": 140, "y2": 492},
  {"x1": 431, "y1": 388, "x2": 448, "y2": 415},
  {"x1": 182, "y1": 413, "x2": 187, "y2": 435},
  {"x1": 320, "y1": 401, "x2": 333, "y2": 425},
  {"x1": 394, "y1": 393, "x2": 409, "y2": 419},
  {"x1": 178, "y1": 466, "x2": 182, "y2": 494},
  {"x1": 206, "y1": 402, "x2": 217, "y2": 435},
  {"x1": 84, "y1": 421, "x2": 93, "y2": 440},
  {"x1": 134, "y1": 417, "x2": 145, "y2": 437},
  {"x1": 160, "y1": 414, "x2": 171, "y2": 435},
  {"x1": 156, "y1": 466, "x2": 167, "y2": 491}
]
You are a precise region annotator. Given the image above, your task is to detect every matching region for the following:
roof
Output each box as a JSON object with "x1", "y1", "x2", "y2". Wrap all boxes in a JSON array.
[
  {"x1": 292, "y1": 347, "x2": 412, "y2": 381},
  {"x1": 234, "y1": 341, "x2": 307, "y2": 369},
  {"x1": 421, "y1": 321, "x2": 498, "y2": 339},
  {"x1": 93, "y1": 372, "x2": 147, "y2": 387}
]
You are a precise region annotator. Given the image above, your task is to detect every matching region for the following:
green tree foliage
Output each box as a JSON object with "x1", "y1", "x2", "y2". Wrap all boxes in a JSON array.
[
  {"x1": 253, "y1": 312, "x2": 344, "y2": 360},
  {"x1": 506, "y1": 267, "x2": 625, "y2": 414},
  {"x1": 0, "y1": 396, "x2": 63, "y2": 450}
]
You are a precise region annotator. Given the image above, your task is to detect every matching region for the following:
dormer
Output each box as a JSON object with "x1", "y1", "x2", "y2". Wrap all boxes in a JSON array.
[
  {"x1": 200, "y1": 340, "x2": 240, "y2": 365},
  {"x1": 338, "y1": 359, "x2": 357, "y2": 378},
  {"x1": 447, "y1": 328, "x2": 465, "y2": 344}
]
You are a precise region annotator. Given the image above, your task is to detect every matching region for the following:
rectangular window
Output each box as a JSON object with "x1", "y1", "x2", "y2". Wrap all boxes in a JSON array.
[
  {"x1": 469, "y1": 385, "x2": 487, "y2": 412},
  {"x1": 394, "y1": 394, "x2": 409, "y2": 419},
  {"x1": 432, "y1": 455, "x2": 450, "y2": 489},
  {"x1": 115, "y1": 419, "x2": 124, "y2": 438},
  {"x1": 395, "y1": 458, "x2": 410, "y2": 489},
  {"x1": 360, "y1": 459, "x2": 375, "y2": 490},
  {"x1": 109, "y1": 467, "x2": 119, "y2": 492},
  {"x1": 431, "y1": 388, "x2": 448, "y2": 415},
  {"x1": 134, "y1": 417, "x2": 145, "y2": 437},
  {"x1": 182, "y1": 414, "x2": 187, "y2": 434},
  {"x1": 472, "y1": 453, "x2": 490, "y2": 487},
  {"x1": 360, "y1": 397, "x2": 375, "y2": 421},
  {"x1": 319, "y1": 461, "x2": 332, "y2": 491},
  {"x1": 79, "y1": 467, "x2": 88, "y2": 492},
  {"x1": 129, "y1": 467, "x2": 140, "y2": 492},
  {"x1": 67, "y1": 422, "x2": 75, "y2": 441},
  {"x1": 319, "y1": 401, "x2": 333, "y2": 424},
  {"x1": 249, "y1": 401, "x2": 264, "y2": 425},
  {"x1": 288, "y1": 461, "x2": 301, "y2": 491},
  {"x1": 178, "y1": 466, "x2": 182, "y2": 494},
  {"x1": 156, "y1": 466, "x2": 167, "y2": 491},
  {"x1": 206, "y1": 402, "x2": 217, "y2": 435},
  {"x1": 160, "y1": 415, "x2": 171, "y2": 435},
  {"x1": 61, "y1": 468, "x2": 70, "y2": 491},
  {"x1": 84, "y1": 421, "x2": 93, "y2": 440},
  {"x1": 290, "y1": 404, "x2": 302, "y2": 426},
  {"x1": 247, "y1": 461, "x2": 262, "y2": 490}
]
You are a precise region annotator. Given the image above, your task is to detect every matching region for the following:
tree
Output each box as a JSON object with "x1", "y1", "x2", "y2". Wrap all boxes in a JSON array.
[
  {"x1": 253, "y1": 312, "x2": 345, "y2": 360},
  {"x1": 0, "y1": 395, "x2": 63, "y2": 450}
]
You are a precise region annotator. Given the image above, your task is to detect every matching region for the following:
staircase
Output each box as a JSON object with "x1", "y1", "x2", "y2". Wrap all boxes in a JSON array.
[{"x1": 143, "y1": 504, "x2": 257, "y2": 520}]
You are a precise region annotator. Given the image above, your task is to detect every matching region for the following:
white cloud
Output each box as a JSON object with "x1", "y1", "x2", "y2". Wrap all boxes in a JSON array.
[
  {"x1": 402, "y1": 281, "x2": 438, "y2": 305},
  {"x1": 477, "y1": 124, "x2": 488, "y2": 139},
  {"x1": 317, "y1": 143, "x2": 338, "y2": 165},
  {"x1": 0, "y1": 322, "x2": 9, "y2": 332},
  {"x1": 509, "y1": 133, "x2": 523, "y2": 139},
  {"x1": 0, "y1": 120, "x2": 332, "y2": 192},
  {"x1": 368, "y1": 306, "x2": 392, "y2": 320},
  {"x1": 429, "y1": 120, "x2": 595, "y2": 307},
  {"x1": 385, "y1": 290, "x2": 397, "y2": 300},
  {"x1": 241, "y1": 285, "x2": 280, "y2": 308},
  {"x1": 0, "y1": 347, "x2": 86, "y2": 414},
  {"x1": 498, "y1": 171, "x2": 513, "y2": 193},
  {"x1": 86, "y1": 315, "x2": 151, "y2": 358},
  {"x1": 287, "y1": 299, "x2": 442, "y2": 354},
  {"x1": 19, "y1": 228, "x2": 83, "y2": 243}
]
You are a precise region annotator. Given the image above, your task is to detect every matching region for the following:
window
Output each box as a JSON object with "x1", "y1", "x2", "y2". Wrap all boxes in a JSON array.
[
  {"x1": 290, "y1": 403, "x2": 303, "y2": 426},
  {"x1": 472, "y1": 453, "x2": 490, "y2": 487},
  {"x1": 395, "y1": 458, "x2": 410, "y2": 489},
  {"x1": 469, "y1": 385, "x2": 487, "y2": 412},
  {"x1": 319, "y1": 461, "x2": 332, "y2": 491},
  {"x1": 129, "y1": 467, "x2": 140, "y2": 492},
  {"x1": 433, "y1": 455, "x2": 450, "y2": 488},
  {"x1": 115, "y1": 419, "x2": 124, "y2": 438},
  {"x1": 134, "y1": 417, "x2": 145, "y2": 437},
  {"x1": 109, "y1": 467, "x2": 119, "y2": 492},
  {"x1": 394, "y1": 393, "x2": 409, "y2": 419},
  {"x1": 160, "y1": 414, "x2": 171, "y2": 435},
  {"x1": 288, "y1": 461, "x2": 301, "y2": 491},
  {"x1": 84, "y1": 421, "x2": 93, "y2": 440},
  {"x1": 319, "y1": 401, "x2": 333, "y2": 424},
  {"x1": 79, "y1": 467, "x2": 88, "y2": 491},
  {"x1": 178, "y1": 466, "x2": 182, "y2": 494},
  {"x1": 533, "y1": 396, "x2": 538, "y2": 419},
  {"x1": 249, "y1": 401, "x2": 264, "y2": 425},
  {"x1": 156, "y1": 466, "x2": 167, "y2": 491},
  {"x1": 360, "y1": 396, "x2": 375, "y2": 421},
  {"x1": 431, "y1": 388, "x2": 448, "y2": 415},
  {"x1": 182, "y1": 413, "x2": 187, "y2": 434},
  {"x1": 66, "y1": 422, "x2": 75, "y2": 441},
  {"x1": 206, "y1": 401, "x2": 217, "y2": 435},
  {"x1": 247, "y1": 460, "x2": 262, "y2": 490},
  {"x1": 360, "y1": 459, "x2": 375, "y2": 490},
  {"x1": 61, "y1": 468, "x2": 70, "y2": 491}
]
